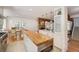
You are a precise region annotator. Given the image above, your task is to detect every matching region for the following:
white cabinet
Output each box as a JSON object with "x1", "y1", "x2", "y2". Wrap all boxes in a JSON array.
[{"x1": 23, "y1": 34, "x2": 38, "y2": 52}]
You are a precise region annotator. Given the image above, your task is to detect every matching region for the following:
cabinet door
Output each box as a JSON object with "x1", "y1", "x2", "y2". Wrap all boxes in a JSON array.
[
  {"x1": 39, "y1": 19, "x2": 45, "y2": 29},
  {"x1": 23, "y1": 34, "x2": 38, "y2": 52}
]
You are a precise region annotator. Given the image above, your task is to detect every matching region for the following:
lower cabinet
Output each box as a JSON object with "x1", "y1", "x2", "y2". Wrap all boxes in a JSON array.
[
  {"x1": 0, "y1": 39, "x2": 7, "y2": 52},
  {"x1": 23, "y1": 34, "x2": 38, "y2": 52},
  {"x1": 0, "y1": 34, "x2": 7, "y2": 52}
]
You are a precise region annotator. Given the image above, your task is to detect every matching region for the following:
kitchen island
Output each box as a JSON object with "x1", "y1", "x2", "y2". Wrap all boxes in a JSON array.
[{"x1": 23, "y1": 30, "x2": 53, "y2": 52}]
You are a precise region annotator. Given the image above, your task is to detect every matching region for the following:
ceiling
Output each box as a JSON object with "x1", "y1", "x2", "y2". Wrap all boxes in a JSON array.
[
  {"x1": 1, "y1": 6, "x2": 79, "y2": 19},
  {"x1": 3, "y1": 6, "x2": 54, "y2": 19},
  {"x1": 68, "y1": 6, "x2": 79, "y2": 18}
]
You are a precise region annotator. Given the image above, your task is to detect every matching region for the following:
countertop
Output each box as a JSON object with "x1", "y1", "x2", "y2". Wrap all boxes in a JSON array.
[{"x1": 23, "y1": 30, "x2": 53, "y2": 46}]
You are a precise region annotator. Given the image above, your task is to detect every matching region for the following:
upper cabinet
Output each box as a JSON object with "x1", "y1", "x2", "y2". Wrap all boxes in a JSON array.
[
  {"x1": 38, "y1": 17, "x2": 54, "y2": 31},
  {"x1": 38, "y1": 18, "x2": 50, "y2": 29}
]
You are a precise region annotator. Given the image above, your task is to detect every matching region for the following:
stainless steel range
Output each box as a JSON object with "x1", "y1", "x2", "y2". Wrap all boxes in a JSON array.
[{"x1": 0, "y1": 32, "x2": 7, "y2": 52}]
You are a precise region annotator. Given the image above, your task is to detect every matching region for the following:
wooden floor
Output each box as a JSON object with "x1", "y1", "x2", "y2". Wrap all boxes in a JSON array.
[
  {"x1": 68, "y1": 40, "x2": 79, "y2": 52},
  {"x1": 6, "y1": 40, "x2": 26, "y2": 52}
]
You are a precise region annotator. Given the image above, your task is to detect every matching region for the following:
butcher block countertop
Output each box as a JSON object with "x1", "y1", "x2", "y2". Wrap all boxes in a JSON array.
[{"x1": 23, "y1": 30, "x2": 53, "y2": 46}]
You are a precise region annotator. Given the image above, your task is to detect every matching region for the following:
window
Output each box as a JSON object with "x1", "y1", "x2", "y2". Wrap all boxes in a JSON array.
[
  {"x1": 0, "y1": 19, "x2": 6, "y2": 31},
  {"x1": 0, "y1": 19, "x2": 3, "y2": 30}
]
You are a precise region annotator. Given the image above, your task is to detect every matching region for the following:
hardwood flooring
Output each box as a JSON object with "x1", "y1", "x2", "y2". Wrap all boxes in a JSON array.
[
  {"x1": 6, "y1": 40, "x2": 26, "y2": 52},
  {"x1": 68, "y1": 40, "x2": 79, "y2": 52}
]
